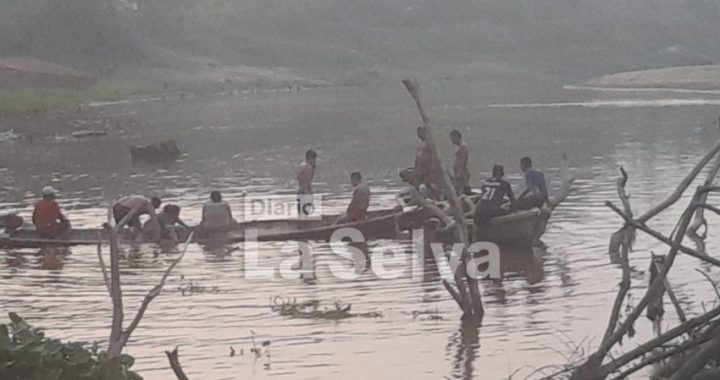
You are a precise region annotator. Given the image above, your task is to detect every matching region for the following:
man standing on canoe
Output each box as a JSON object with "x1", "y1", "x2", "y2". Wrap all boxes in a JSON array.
[
  {"x1": 414, "y1": 126, "x2": 441, "y2": 198},
  {"x1": 297, "y1": 149, "x2": 317, "y2": 218},
  {"x1": 450, "y1": 129, "x2": 470, "y2": 195},
  {"x1": 112, "y1": 195, "x2": 162, "y2": 238},
  {"x1": 474, "y1": 165, "x2": 517, "y2": 226},
  {"x1": 337, "y1": 172, "x2": 370, "y2": 224},
  {"x1": 32, "y1": 186, "x2": 71, "y2": 238},
  {"x1": 517, "y1": 157, "x2": 549, "y2": 210}
]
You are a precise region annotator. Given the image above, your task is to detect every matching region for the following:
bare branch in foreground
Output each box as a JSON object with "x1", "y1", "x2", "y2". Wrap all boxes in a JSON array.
[
  {"x1": 165, "y1": 346, "x2": 191, "y2": 380},
  {"x1": 102, "y1": 220, "x2": 194, "y2": 357}
]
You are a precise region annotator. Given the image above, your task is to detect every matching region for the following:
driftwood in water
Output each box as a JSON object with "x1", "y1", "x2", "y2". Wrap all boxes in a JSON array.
[{"x1": 130, "y1": 140, "x2": 181, "y2": 162}]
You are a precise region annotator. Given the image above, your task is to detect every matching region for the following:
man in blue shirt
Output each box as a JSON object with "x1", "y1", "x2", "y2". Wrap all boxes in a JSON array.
[
  {"x1": 518, "y1": 157, "x2": 549, "y2": 210},
  {"x1": 474, "y1": 165, "x2": 517, "y2": 226}
]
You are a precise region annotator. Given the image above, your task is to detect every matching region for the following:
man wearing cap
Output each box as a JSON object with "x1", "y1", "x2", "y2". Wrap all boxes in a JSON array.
[{"x1": 32, "y1": 186, "x2": 71, "y2": 238}]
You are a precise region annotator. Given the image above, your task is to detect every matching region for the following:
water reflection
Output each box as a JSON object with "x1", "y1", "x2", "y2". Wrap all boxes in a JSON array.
[{"x1": 447, "y1": 323, "x2": 480, "y2": 380}]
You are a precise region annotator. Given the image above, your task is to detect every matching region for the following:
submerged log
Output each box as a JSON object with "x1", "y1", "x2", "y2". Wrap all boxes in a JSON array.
[{"x1": 130, "y1": 140, "x2": 181, "y2": 162}]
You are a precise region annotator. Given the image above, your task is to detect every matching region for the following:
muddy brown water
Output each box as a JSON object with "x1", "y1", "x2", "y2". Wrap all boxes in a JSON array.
[{"x1": 2, "y1": 82, "x2": 720, "y2": 379}]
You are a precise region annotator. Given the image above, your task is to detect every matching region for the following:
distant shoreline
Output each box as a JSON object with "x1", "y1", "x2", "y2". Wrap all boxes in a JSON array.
[{"x1": 583, "y1": 65, "x2": 720, "y2": 91}]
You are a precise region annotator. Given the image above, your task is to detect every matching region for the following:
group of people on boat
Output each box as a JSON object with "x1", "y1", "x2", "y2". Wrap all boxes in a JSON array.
[
  {"x1": 0, "y1": 126, "x2": 548, "y2": 241},
  {"x1": 0, "y1": 186, "x2": 237, "y2": 242},
  {"x1": 404, "y1": 126, "x2": 550, "y2": 226}
]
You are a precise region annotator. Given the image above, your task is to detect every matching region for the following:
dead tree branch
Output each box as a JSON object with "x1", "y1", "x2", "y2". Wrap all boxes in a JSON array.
[
  {"x1": 165, "y1": 346, "x2": 191, "y2": 380},
  {"x1": 669, "y1": 331, "x2": 720, "y2": 380},
  {"x1": 96, "y1": 232, "x2": 111, "y2": 296},
  {"x1": 609, "y1": 139, "x2": 720, "y2": 257},
  {"x1": 106, "y1": 224, "x2": 125, "y2": 356},
  {"x1": 403, "y1": 79, "x2": 483, "y2": 322},
  {"x1": 652, "y1": 256, "x2": 687, "y2": 324},
  {"x1": 688, "y1": 154, "x2": 720, "y2": 251},
  {"x1": 572, "y1": 188, "x2": 704, "y2": 379},
  {"x1": 695, "y1": 269, "x2": 720, "y2": 303},
  {"x1": 606, "y1": 202, "x2": 720, "y2": 268},
  {"x1": 103, "y1": 221, "x2": 194, "y2": 357},
  {"x1": 601, "y1": 168, "x2": 634, "y2": 345},
  {"x1": 599, "y1": 305, "x2": 720, "y2": 377}
]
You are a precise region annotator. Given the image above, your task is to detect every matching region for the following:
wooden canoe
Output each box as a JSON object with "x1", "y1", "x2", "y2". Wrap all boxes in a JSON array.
[
  {"x1": 470, "y1": 207, "x2": 551, "y2": 246},
  {"x1": 0, "y1": 207, "x2": 427, "y2": 248}
]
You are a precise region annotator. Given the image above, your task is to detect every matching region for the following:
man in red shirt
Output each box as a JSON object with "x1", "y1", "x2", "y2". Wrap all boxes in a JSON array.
[{"x1": 32, "y1": 186, "x2": 71, "y2": 238}]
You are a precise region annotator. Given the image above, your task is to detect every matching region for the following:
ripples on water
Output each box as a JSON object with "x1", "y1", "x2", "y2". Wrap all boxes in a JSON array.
[{"x1": 2, "y1": 84, "x2": 720, "y2": 379}]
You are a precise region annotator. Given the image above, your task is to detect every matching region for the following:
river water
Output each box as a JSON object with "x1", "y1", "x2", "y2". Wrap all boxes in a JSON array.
[{"x1": 2, "y1": 81, "x2": 720, "y2": 379}]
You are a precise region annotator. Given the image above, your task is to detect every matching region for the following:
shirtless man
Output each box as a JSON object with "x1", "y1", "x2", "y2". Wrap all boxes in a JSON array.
[
  {"x1": 157, "y1": 204, "x2": 189, "y2": 242},
  {"x1": 337, "y1": 172, "x2": 371, "y2": 224},
  {"x1": 297, "y1": 149, "x2": 317, "y2": 218},
  {"x1": 450, "y1": 130, "x2": 470, "y2": 195},
  {"x1": 112, "y1": 195, "x2": 162, "y2": 237},
  {"x1": 414, "y1": 126, "x2": 441, "y2": 198},
  {"x1": 200, "y1": 191, "x2": 235, "y2": 236}
]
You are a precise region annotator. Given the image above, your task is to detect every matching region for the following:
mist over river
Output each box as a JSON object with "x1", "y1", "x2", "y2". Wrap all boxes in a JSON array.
[{"x1": 2, "y1": 81, "x2": 720, "y2": 379}]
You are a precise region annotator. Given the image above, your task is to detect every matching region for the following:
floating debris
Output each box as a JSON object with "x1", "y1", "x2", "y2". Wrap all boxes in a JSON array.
[
  {"x1": 0, "y1": 129, "x2": 20, "y2": 142},
  {"x1": 177, "y1": 278, "x2": 221, "y2": 296},
  {"x1": 71, "y1": 129, "x2": 108, "y2": 138},
  {"x1": 270, "y1": 296, "x2": 382, "y2": 320}
]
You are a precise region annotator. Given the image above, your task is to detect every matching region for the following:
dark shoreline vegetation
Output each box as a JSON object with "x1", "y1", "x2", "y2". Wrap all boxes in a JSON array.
[{"x1": 0, "y1": 313, "x2": 142, "y2": 380}]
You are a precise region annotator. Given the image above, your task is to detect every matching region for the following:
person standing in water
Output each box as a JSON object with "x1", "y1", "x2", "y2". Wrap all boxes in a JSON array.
[
  {"x1": 450, "y1": 129, "x2": 470, "y2": 195},
  {"x1": 297, "y1": 149, "x2": 317, "y2": 218}
]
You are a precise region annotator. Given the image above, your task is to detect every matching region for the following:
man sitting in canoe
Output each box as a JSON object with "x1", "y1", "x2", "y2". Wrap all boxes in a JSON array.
[
  {"x1": 32, "y1": 186, "x2": 71, "y2": 238},
  {"x1": 157, "y1": 204, "x2": 190, "y2": 242},
  {"x1": 199, "y1": 191, "x2": 235, "y2": 236},
  {"x1": 517, "y1": 157, "x2": 549, "y2": 210},
  {"x1": 450, "y1": 129, "x2": 471, "y2": 195},
  {"x1": 297, "y1": 149, "x2": 317, "y2": 218},
  {"x1": 112, "y1": 195, "x2": 162, "y2": 238},
  {"x1": 336, "y1": 172, "x2": 371, "y2": 224},
  {"x1": 474, "y1": 165, "x2": 517, "y2": 226}
]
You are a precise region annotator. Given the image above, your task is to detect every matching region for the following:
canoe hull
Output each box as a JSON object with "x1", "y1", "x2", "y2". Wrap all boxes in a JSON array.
[
  {"x1": 471, "y1": 208, "x2": 551, "y2": 246},
  {"x1": 0, "y1": 207, "x2": 419, "y2": 248}
]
